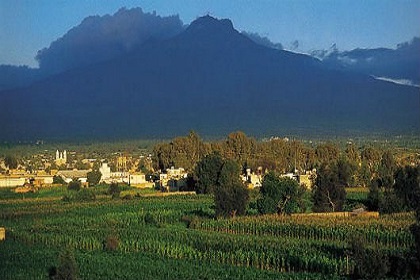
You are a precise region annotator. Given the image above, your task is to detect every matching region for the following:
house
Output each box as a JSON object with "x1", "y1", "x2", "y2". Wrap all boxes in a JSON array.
[
  {"x1": 57, "y1": 169, "x2": 90, "y2": 184},
  {"x1": 0, "y1": 176, "x2": 25, "y2": 188},
  {"x1": 158, "y1": 167, "x2": 188, "y2": 191},
  {"x1": 242, "y1": 169, "x2": 263, "y2": 188}
]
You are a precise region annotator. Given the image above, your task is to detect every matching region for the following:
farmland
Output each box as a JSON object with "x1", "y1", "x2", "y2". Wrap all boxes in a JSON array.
[{"x1": 0, "y1": 187, "x2": 415, "y2": 279}]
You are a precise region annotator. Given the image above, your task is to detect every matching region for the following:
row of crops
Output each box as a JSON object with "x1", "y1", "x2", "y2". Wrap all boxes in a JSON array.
[{"x1": 0, "y1": 188, "x2": 415, "y2": 279}]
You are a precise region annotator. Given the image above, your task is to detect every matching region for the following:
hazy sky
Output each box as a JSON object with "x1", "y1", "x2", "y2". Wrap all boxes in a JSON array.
[{"x1": 1, "y1": 0, "x2": 419, "y2": 67}]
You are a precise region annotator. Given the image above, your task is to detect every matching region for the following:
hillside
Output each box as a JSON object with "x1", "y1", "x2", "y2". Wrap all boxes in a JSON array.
[{"x1": 0, "y1": 16, "x2": 419, "y2": 140}]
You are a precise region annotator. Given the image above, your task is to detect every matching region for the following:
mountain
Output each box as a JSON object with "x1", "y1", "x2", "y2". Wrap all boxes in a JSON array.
[
  {"x1": 0, "y1": 65, "x2": 42, "y2": 91},
  {"x1": 36, "y1": 7, "x2": 185, "y2": 76},
  {"x1": 311, "y1": 38, "x2": 420, "y2": 86},
  {"x1": 0, "y1": 16, "x2": 419, "y2": 141}
]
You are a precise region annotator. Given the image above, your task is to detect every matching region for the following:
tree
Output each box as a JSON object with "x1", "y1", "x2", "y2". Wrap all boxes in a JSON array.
[
  {"x1": 223, "y1": 131, "x2": 255, "y2": 167},
  {"x1": 4, "y1": 155, "x2": 18, "y2": 169},
  {"x1": 194, "y1": 152, "x2": 224, "y2": 194},
  {"x1": 393, "y1": 166, "x2": 420, "y2": 210},
  {"x1": 336, "y1": 156, "x2": 357, "y2": 187},
  {"x1": 87, "y1": 170, "x2": 102, "y2": 186},
  {"x1": 361, "y1": 146, "x2": 381, "y2": 178},
  {"x1": 108, "y1": 183, "x2": 121, "y2": 198},
  {"x1": 53, "y1": 175, "x2": 66, "y2": 185},
  {"x1": 366, "y1": 178, "x2": 381, "y2": 211},
  {"x1": 378, "y1": 151, "x2": 396, "y2": 189},
  {"x1": 49, "y1": 248, "x2": 79, "y2": 280},
  {"x1": 312, "y1": 163, "x2": 346, "y2": 212},
  {"x1": 68, "y1": 180, "x2": 81, "y2": 191},
  {"x1": 258, "y1": 172, "x2": 303, "y2": 215},
  {"x1": 214, "y1": 160, "x2": 249, "y2": 217},
  {"x1": 315, "y1": 142, "x2": 339, "y2": 166}
]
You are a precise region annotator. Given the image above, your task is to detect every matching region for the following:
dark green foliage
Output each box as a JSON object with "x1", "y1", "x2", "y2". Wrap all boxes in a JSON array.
[
  {"x1": 378, "y1": 150, "x2": 396, "y2": 189},
  {"x1": 67, "y1": 180, "x2": 81, "y2": 191},
  {"x1": 348, "y1": 235, "x2": 389, "y2": 279},
  {"x1": 394, "y1": 166, "x2": 420, "y2": 211},
  {"x1": 74, "y1": 188, "x2": 96, "y2": 202},
  {"x1": 51, "y1": 248, "x2": 79, "y2": 280},
  {"x1": 62, "y1": 188, "x2": 96, "y2": 202},
  {"x1": 379, "y1": 190, "x2": 405, "y2": 214},
  {"x1": 312, "y1": 164, "x2": 346, "y2": 212},
  {"x1": 336, "y1": 156, "x2": 357, "y2": 187},
  {"x1": 144, "y1": 212, "x2": 160, "y2": 227},
  {"x1": 366, "y1": 179, "x2": 381, "y2": 211},
  {"x1": 258, "y1": 172, "x2": 303, "y2": 215},
  {"x1": 108, "y1": 183, "x2": 121, "y2": 198},
  {"x1": 4, "y1": 155, "x2": 18, "y2": 169},
  {"x1": 214, "y1": 160, "x2": 249, "y2": 217},
  {"x1": 53, "y1": 175, "x2": 66, "y2": 185},
  {"x1": 87, "y1": 170, "x2": 102, "y2": 187},
  {"x1": 195, "y1": 152, "x2": 224, "y2": 194}
]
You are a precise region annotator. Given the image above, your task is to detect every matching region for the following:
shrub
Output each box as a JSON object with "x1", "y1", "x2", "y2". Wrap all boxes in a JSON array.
[
  {"x1": 67, "y1": 180, "x2": 81, "y2": 191},
  {"x1": 74, "y1": 189, "x2": 96, "y2": 202},
  {"x1": 103, "y1": 235, "x2": 119, "y2": 252},
  {"x1": 348, "y1": 235, "x2": 389, "y2": 279},
  {"x1": 50, "y1": 248, "x2": 79, "y2": 280},
  {"x1": 108, "y1": 183, "x2": 121, "y2": 198}
]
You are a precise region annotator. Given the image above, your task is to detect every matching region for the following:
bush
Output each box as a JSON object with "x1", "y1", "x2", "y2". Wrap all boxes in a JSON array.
[
  {"x1": 108, "y1": 183, "x2": 121, "y2": 197},
  {"x1": 103, "y1": 235, "x2": 119, "y2": 252},
  {"x1": 74, "y1": 189, "x2": 96, "y2": 202},
  {"x1": 67, "y1": 181, "x2": 81, "y2": 191},
  {"x1": 348, "y1": 235, "x2": 389, "y2": 279},
  {"x1": 49, "y1": 248, "x2": 79, "y2": 280},
  {"x1": 144, "y1": 212, "x2": 160, "y2": 227}
]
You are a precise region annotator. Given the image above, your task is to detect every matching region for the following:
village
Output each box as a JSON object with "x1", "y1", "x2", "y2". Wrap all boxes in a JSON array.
[{"x1": 0, "y1": 148, "x2": 315, "y2": 193}]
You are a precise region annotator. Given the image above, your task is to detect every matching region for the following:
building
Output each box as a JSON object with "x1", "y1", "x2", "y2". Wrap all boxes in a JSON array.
[
  {"x1": 242, "y1": 169, "x2": 263, "y2": 188},
  {"x1": 158, "y1": 167, "x2": 188, "y2": 191},
  {"x1": 99, "y1": 163, "x2": 111, "y2": 181},
  {"x1": 57, "y1": 169, "x2": 90, "y2": 184},
  {"x1": 55, "y1": 150, "x2": 67, "y2": 166},
  {"x1": 0, "y1": 176, "x2": 26, "y2": 188}
]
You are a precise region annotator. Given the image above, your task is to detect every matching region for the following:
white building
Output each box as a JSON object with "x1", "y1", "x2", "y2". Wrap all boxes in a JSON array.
[
  {"x1": 99, "y1": 163, "x2": 111, "y2": 181},
  {"x1": 55, "y1": 150, "x2": 67, "y2": 166}
]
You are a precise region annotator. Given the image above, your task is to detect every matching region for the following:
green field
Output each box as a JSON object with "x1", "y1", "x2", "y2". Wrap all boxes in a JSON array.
[{"x1": 0, "y1": 187, "x2": 415, "y2": 279}]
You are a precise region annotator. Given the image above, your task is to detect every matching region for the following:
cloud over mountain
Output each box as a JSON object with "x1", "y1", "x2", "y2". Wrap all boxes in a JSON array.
[
  {"x1": 35, "y1": 7, "x2": 185, "y2": 75},
  {"x1": 241, "y1": 31, "x2": 283, "y2": 50},
  {"x1": 311, "y1": 37, "x2": 420, "y2": 85}
]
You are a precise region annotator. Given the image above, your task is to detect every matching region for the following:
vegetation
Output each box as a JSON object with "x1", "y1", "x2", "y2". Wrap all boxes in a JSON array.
[
  {"x1": 214, "y1": 160, "x2": 249, "y2": 217},
  {"x1": 87, "y1": 170, "x2": 101, "y2": 187},
  {"x1": 257, "y1": 172, "x2": 303, "y2": 215},
  {"x1": 312, "y1": 163, "x2": 346, "y2": 212},
  {"x1": 1, "y1": 133, "x2": 420, "y2": 278}
]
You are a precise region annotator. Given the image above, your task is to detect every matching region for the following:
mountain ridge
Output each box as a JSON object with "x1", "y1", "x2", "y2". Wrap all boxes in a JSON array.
[{"x1": 0, "y1": 15, "x2": 419, "y2": 141}]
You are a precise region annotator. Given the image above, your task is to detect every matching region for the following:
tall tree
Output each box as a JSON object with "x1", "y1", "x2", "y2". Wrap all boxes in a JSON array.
[
  {"x1": 87, "y1": 170, "x2": 102, "y2": 187},
  {"x1": 194, "y1": 152, "x2": 224, "y2": 194},
  {"x1": 258, "y1": 172, "x2": 303, "y2": 215},
  {"x1": 214, "y1": 160, "x2": 249, "y2": 217},
  {"x1": 312, "y1": 163, "x2": 346, "y2": 212},
  {"x1": 4, "y1": 155, "x2": 18, "y2": 169},
  {"x1": 224, "y1": 131, "x2": 255, "y2": 168}
]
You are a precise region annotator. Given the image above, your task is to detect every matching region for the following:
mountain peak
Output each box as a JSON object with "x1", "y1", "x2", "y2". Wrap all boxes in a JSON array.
[{"x1": 186, "y1": 15, "x2": 235, "y2": 35}]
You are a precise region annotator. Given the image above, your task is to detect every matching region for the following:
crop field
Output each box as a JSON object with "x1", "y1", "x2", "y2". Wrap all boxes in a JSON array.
[{"x1": 0, "y1": 187, "x2": 415, "y2": 279}]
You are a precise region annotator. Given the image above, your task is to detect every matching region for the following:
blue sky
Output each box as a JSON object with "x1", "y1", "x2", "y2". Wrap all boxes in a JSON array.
[{"x1": 1, "y1": 0, "x2": 419, "y2": 67}]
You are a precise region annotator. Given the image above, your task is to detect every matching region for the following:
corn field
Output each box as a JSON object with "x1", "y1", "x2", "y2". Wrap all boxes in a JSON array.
[{"x1": 0, "y1": 190, "x2": 415, "y2": 279}]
